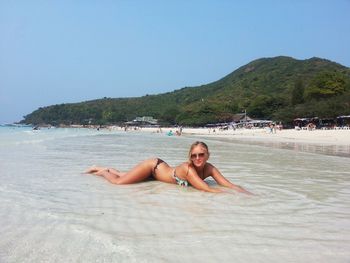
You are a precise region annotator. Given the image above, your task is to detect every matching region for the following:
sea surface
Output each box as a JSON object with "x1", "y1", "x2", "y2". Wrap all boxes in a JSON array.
[{"x1": 0, "y1": 126, "x2": 349, "y2": 263}]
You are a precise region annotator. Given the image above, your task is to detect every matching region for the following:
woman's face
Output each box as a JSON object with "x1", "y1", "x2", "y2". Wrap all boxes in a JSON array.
[{"x1": 190, "y1": 145, "x2": 209, "y2": 168}]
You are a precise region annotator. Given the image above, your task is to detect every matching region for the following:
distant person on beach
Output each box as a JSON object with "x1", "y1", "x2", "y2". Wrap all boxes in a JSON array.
[{"x1": 85, "y1": 141, "x2": 252, "y2": 194}]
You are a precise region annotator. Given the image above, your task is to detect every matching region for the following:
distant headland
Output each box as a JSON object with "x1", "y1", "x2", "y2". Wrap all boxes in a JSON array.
[{"x1": 20, "y1": 56, "x2": 350, "y2": 127}]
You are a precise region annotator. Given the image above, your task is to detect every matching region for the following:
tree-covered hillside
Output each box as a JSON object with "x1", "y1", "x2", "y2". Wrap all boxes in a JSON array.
[{"x1": 21, "y1": 56, "x2": 350, "y2": 126}]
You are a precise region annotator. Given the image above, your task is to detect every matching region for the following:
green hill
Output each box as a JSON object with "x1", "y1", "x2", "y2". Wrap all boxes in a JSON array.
[{"x1": 21, "y1": 56, "x2": 350, "y2": 126}]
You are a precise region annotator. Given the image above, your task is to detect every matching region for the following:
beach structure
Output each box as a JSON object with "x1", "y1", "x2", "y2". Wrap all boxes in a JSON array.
[
  {"x1": 125, "y1": 116, "x2": 158, "y2": 126},
  {"x1": 231, "y1": 113, "x2": 253, "y2": 123},
  {"x1": 337, "y1": 115, "x2": 350, "y2": 127},
  {"x1": 205, "y1": 114, "x2": 272, "y2": 130},
  {"x1": 294, "y1": 116, "x2": 350, "y2": 129},
  {"x1": 294, "y1": 118, "x2": 317, "y2": 129}
]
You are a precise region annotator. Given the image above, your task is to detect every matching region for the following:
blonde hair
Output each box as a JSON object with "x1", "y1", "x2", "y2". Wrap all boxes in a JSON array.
[{"x1": 188, "y1": 141, "x2": 210, "y2": 161}]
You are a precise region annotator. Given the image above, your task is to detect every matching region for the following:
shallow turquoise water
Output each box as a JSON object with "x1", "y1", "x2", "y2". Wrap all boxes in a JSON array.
[{"x1": 0, "y1": 127, "x2": 349, "y2": 262}]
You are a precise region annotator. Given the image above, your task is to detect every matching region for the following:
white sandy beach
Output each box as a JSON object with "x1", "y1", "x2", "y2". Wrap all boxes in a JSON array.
[{"x1": 129, "y1": 126, "x2": 350, "y2": 145}]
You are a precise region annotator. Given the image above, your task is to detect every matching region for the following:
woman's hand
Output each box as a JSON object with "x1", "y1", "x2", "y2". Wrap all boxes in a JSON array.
[{"x1": 233, "y1": 185, "x2": 254, "y2": 195}]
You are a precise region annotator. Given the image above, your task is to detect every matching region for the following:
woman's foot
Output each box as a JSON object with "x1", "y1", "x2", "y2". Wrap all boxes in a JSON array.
[
  {"x1": 95, "y1": 169, "x2": 121, "y2": 180},
  {"x1": 85, "y1": 165, "x2": 104, "y2": 174},
  {"x1": 95, "y1": 168, "x2": 109, "y2": 176}
]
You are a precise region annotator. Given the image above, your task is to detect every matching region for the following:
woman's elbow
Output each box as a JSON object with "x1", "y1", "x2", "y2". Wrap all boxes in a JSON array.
[{"x1": 108, "y1": 178, "x2": 123, "y2": 185}]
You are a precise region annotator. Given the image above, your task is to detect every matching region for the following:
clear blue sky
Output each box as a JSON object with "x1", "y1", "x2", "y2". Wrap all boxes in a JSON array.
[{"x1": 1, "y1": 0, "x2": 349, "y2": 124}]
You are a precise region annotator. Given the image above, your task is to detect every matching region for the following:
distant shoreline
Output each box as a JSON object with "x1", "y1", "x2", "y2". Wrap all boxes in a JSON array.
[
  {"x1": 5, "y1": 124, "x2": 350, "y2": 157},
  {"x1": 76, "y1": 125, "x2": 350, "y2": 146},
  {"x1": 139, "y1": 126, "x2": 350, "y2": 157},
  {"x1": 183, "y1": 127, "x2": 350, "y2": 145},
  {"x1": 12, "y1": 122, "x2": 350, "y2": 146}
]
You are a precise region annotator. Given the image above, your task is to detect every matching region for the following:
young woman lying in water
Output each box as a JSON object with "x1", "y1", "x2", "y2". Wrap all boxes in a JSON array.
[{"x1": 85, "y1": 141, "x2": 252, "y2": 194}]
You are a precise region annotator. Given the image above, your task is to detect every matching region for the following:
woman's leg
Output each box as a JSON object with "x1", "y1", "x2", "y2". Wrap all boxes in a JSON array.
[{"x1": 91, "y1": 159, "x2": 157, "y2": 185}]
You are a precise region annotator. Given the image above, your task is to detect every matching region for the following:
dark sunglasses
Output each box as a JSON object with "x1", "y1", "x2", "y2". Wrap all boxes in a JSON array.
[{"x1": 190, "y1": 153, "x2": 206, "y2": 159}]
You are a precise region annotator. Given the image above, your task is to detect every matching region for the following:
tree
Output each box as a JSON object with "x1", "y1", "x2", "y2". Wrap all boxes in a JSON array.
[
  {"x1": 161, "y1": 107, "x2": 180, "y2": 125},
  {"x1": 305, "y1": 71, "x2": 347, "y2": 99},
  {"x1": 291, "y1": 78, "x2": 305, "y2": 105},
  {"x1": 247, "y1": 95, "x2": 274, "y2": 118}
]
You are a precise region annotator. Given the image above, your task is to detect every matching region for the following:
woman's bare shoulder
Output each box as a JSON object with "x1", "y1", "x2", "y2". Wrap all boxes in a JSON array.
[
  {"x1": 175, "y1": 162, "x2": 191, "y2": 172},
  {"x1": 205, "y1": 162, "x2": 215, "y2": 169},
  {"x1": 177, "y1": 162, "x2": 191, "y2": 168},
  {"x1": 205, "y1": 163, "x2": 219, "y2": 175}
]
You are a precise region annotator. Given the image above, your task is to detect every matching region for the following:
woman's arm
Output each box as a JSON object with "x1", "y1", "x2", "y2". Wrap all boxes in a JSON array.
[
  {"x1": 209, "y1": 164, "x2": 253, "y2": 195},
  {"x1": 179, "y1": 164, "x2": 223, "y2": 193}
]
